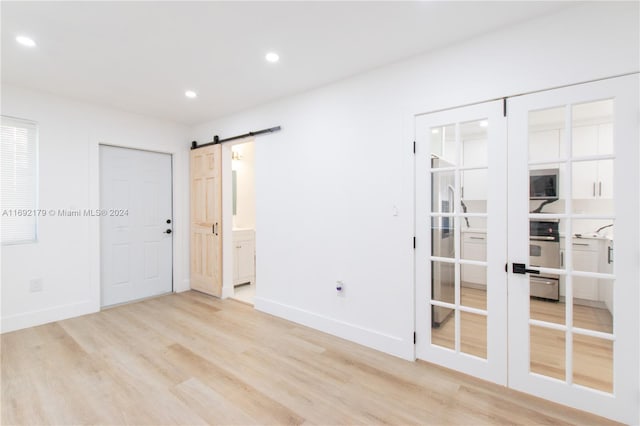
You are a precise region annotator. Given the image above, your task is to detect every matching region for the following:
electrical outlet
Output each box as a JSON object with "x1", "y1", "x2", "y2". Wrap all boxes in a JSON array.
[{"x1": 29, "y1": 278, "x2": 43, "y2": 293}]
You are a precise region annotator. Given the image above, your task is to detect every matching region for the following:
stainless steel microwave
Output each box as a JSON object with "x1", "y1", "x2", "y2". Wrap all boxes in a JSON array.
[{"x1": 530, "y1": 168, "x2": 559, "y2": 200}]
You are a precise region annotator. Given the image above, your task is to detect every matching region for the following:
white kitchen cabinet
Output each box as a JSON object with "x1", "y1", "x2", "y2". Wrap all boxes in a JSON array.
[
  {"x1": 461, "y1": 232, "x2": 486, "y2": 287},
  {"x1": 461, "y1": 138, "x2": 488, "y2": 202},
  {"x1": 599, "y1": 240, "x2": 614, "y2": 314},
  {"x1": 529, "y1": 129, "x2": 560, "y2": 162},
  {"x1": 561, "y1": 237, "x2": 613, "y2": 304},
  {"x1": 529, "y1": 123, "x2": 613, "y2": 200},
  {"x1": 233, "y1": 229, "x2": 255, "y2": 287},
  {"x1": 571, "y1": 240, "x2": 599, "y2": 301},
  {"x1": 571, "y1": 123, "x2": 613, "y2": 200}
]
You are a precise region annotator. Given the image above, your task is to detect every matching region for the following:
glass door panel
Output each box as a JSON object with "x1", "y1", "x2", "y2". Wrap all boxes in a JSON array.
[
  {"x1": 507, "y1": 74, "x2": 638, "y2": 424},
  {"x1": 415, "y1": 100, "x2": 506, "y2": 386}
]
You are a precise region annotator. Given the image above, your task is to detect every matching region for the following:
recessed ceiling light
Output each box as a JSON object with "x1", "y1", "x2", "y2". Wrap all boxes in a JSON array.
[
  {"x1": 480, "y1": 120, "x2": 488, "y2": 127},
  {"x1": 16, "y1": 35, "x2": 36, "y2": 47},
  {"x1": 185, "y1": 90, "x2": 197, "y2": 99},
  {"x1": 265, "y1": 52, "x2": 280, "y2": 63}
]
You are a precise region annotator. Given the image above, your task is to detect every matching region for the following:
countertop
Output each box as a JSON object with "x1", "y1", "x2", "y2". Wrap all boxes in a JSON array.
[
  {"x1": 561, "y1": 233, "x2": 613, "y2": 241},
  {"x1": 460, "y1": 228, "x2": 613, "y2": 241}
]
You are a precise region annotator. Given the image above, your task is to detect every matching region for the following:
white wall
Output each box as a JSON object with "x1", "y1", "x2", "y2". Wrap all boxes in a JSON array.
[
  {"x1": 190, "y1": 2, "x2": 639, "y2": 360},
  {"x1": 0, "y1": 86, "x2": 190, "y2": 332},
  {"x1": 232, "y1": 141, "x2": 256, "y2": 230}
]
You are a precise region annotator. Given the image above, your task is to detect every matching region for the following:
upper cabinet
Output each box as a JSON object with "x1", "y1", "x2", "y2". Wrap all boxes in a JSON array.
[
  {"x1": 572, "y1": 122, "x2": 613, "y2": 200},
  {"x1": 528, "y1": 100, "x2": 613, "y2": 203}
]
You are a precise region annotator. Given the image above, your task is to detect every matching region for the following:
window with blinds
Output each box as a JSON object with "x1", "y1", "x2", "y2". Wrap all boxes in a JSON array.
[{"x1": 1, "y1": 116, "x2": 38, "y2": 244}]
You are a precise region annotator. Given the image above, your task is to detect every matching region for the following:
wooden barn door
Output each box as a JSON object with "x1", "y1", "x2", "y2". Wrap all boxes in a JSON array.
[{"x1": 190, "y1": 144, "x2": 222, "y2": 296}]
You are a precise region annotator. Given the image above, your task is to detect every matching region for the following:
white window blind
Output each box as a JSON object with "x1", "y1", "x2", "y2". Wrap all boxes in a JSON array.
[{"x1": 1, "y1": 116, "x2": 38, "y2": 244}]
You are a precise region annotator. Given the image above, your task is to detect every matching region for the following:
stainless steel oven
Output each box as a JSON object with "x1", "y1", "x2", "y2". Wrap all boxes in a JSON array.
[{"x1": 529, "y1": 220, "x2": 560, "y2": 301}]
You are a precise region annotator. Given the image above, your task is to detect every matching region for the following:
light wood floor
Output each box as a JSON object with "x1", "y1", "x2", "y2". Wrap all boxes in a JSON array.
[{"x1": 2, "y1": 291, "x2": 619, "y2": 425}]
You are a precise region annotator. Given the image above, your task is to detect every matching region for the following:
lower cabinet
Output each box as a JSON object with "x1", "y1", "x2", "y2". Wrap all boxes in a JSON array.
[
  {"x1": 233, "y1": 229, "x2": 255, "y2": 287},
  {"x1": 560, "y1": 238, "x2": 613, "y2": 311},
  {"x1": 571, "y1": 241, "x2": 600, "y2": 300}
]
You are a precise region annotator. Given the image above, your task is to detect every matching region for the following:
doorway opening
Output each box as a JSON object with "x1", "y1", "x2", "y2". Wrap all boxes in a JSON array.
[{"x1": 229, "y1": 140, "x2": 256, "y2": 305}]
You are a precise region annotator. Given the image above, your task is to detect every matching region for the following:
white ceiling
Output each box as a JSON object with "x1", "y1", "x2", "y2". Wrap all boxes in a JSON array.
[{"x1": 2, "y1": 1, "x2": 576, "y2": 125}]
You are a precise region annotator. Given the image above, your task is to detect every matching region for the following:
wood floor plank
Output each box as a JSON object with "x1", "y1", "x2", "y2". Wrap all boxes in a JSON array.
[{"x1": 1, "y1": 291, "x2": 620, "y2": 425}]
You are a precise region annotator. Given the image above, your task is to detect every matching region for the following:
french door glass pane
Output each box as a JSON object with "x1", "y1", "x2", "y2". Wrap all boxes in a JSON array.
[
  {"x1": 431, "y1": 309, "x2": 455, "y2": 350},
  {"x1": 461, "y1": 119, "x2": 488, "y2": 167},
  {"x1": 461, "y1": 312, "x2": 487, "y2": 359},
  {"x1": 461, "y1": 169, "x2": 487, "y2": 213},
  {"x1": 431, "y1": 124, "x2": 456, "y2": 165},
  {"x1": 572, "y1": 100, "x2": 613, "y2": 157},
  {"x1": 530, "y1": 325, "x2": 566, "y2": 381},
  {"x1": 460, "y1": 280, "x2": 487, "y2": 310},
  {"x1": 431, "y1": 170, "x2": 455, "y2": 212},
  {"x1": 530, "y1": 292, "x2": 565, "y2": 325},
  {"x1": 431, "y1": 261, "x2": 455, "y2": 305},
  {"x1": 573, "y1": 278, "x2": 613, "y2": 333},
  {"x1": 573, "y1": 334, "x2": 613, "y2": 393},
  {"x1": 431, "y1": 217, "x2": 455, "y2": 259},
  {"x1": 529, "y1": 107, "x2": 565, "y2": 162},
  {"x1": 529, "y1": 163, "x2": 566, "y2": 213}
]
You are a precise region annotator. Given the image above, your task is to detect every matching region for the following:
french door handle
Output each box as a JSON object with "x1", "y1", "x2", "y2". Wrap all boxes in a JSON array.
[{"x1": 512, "y1": 263, "x2": 540, "y2": 275}]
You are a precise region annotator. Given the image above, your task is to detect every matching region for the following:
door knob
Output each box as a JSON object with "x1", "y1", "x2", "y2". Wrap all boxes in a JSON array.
[
  {"x1": 165, "y1": 229, "x2": 172, "y2": 234},
  {"x1": 512, "y1": 263, "x2": 539, "y2": 275}
]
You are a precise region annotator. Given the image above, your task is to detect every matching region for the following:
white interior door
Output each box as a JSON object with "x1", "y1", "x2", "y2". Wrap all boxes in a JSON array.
[
  {"x1": 507, "y1": 75, "x2": 639, "y2": 424},
  {"x1": 415, "y1": 100, "x2": 508, "y2": 385},
  {"x1": 100, "y1": 145, "x2": 173, "y2": 307}
]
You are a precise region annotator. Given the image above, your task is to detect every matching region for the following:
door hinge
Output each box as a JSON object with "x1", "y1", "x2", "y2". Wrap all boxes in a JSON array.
[
  {"x1": 413, "y1": 237, "x2": 416, "y2": 249},
  {"x1": 505, "y1": 263, "x2": 508, "y2": 273},
  {"x1": 413, "y1": 332, "x2": 416, "y2": 344},
  {"x1": 413, "y1": 140, "x2": 416, "y2": 154},
  {"x1": 503, "y1": 97, "x2": 507, "y2": 117}
]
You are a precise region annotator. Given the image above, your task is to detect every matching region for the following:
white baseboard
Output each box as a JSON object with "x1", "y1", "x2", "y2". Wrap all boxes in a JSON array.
[
  {"x1": 1, "y1": 300, "x2": 97, "y2": 333},
  {"x1": 254, "y1": 297, "x2": 414, "y2": 360},
  {"x1": 221, "y1": 285, "x2": 234, "y2": 299}
]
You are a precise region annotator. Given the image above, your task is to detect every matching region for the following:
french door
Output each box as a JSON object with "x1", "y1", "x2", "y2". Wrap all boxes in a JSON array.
[
  {"x1": 415, "y1": 100, "x2": 508, "y2": 384},
  {"x1": 415, "y1": 74, "x2": 639, "y2": 423}
]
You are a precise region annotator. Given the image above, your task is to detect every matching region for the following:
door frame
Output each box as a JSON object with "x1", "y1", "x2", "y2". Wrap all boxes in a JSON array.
[
  {"x1": 96, "y1": 143, "x2": 176, "y2": 308},
  {"x1": 220, "y1": 137, "x2": 255, "y2": 299},
  {"x1": 412, "y1": 73, "x2": 639, "y2": 424}
]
